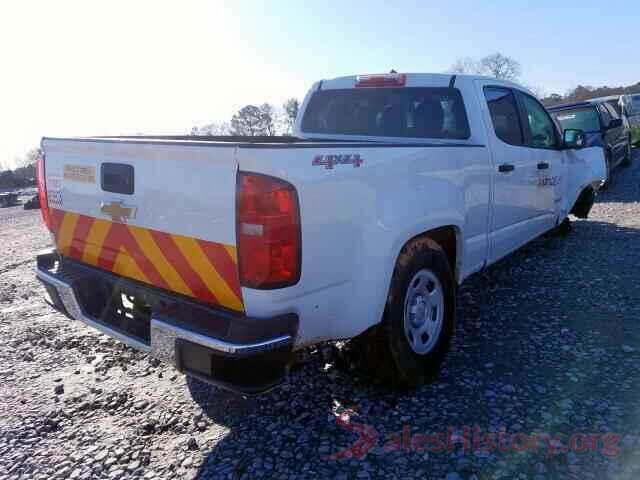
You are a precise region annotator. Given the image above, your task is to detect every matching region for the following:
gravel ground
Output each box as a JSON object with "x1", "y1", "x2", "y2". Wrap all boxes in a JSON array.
[{"x1": 1, "y1": 152, "x2": 640, "y2": 480}]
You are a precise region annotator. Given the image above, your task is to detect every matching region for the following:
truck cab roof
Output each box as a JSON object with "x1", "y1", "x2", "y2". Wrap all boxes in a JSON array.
[{"x1": 315, "y1": 72, "x2": 530, "y2": 94}]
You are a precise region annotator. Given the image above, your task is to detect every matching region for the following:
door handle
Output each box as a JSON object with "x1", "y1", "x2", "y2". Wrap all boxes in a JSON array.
[
  {"x1": 498, "y1": 164, "x2": 515, "y2": 173},
  {"x1": 537, "y1": 162, "x2": 549, "y2": 170}
]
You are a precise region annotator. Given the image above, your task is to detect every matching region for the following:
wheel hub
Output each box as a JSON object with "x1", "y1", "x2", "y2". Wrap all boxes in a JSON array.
[
  {"x1": 403, "y1": 269, "x2": 445, "y2": 355},
  {"x1": 410, "y1": 296, "x2": 429, "y2": 327}
]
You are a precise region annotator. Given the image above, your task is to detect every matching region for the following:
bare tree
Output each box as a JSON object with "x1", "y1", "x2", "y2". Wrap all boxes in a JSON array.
[
  {"x1": 191, "y1": 122, "x2": 232, "y2": 136},
  {"x1": 448, "y1": 57, "x2": 483, "y2": 75},
  {"x1": 230, "y1": 104, "x2": 277, "y2": 136},
  {"x1": 259, "y1": 103, "x2": 277, "y2": 136},
  {"x1": 282, "y1": 98, "x2": 300, "y2": 134},
  {"x1": 448, "y1": 53, "x2": 520, "y2": 81},
  {"x1": 193, "y1": 100, "x2": 296, "y2": 138},
  {"x1": 231, "y1": 105, "x2": 265, "y2": 136},
  {"x1": 479, "y1": 53, "x2": 521, "y2": 81}
]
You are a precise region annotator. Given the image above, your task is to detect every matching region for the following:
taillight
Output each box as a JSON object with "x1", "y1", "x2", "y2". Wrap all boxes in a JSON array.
[
  {"x1": 36, "y1": 152, "x2": 52, "y2": 230},
  {"x1": 237, "y1": 172, "x2": 301, "y2": 289},
  {"x1": 355, "y1": 73, "x2": 406, "y2": 88}
]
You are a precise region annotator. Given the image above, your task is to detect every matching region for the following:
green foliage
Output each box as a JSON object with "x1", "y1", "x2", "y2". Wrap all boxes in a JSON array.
[
  {"x1": 230, "y1": 104, "x2": 276, "y2": 136},
  {"x1": 194, "y1": 99, "x2": 300, "y2": 137}
]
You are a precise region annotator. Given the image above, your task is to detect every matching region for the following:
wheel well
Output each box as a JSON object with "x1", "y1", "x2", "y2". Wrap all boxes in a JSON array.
[
  {"x1": 402, "y1": 226, "x2": 459, "y2": 280},
  {"x1": 570, "y1": 185, "x2": 595, "y2": 219}
]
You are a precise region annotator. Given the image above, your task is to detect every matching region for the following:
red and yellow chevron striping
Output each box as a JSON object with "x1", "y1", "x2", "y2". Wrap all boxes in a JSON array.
[{"x1": 49, "y1": 208, "x2": 244, "y2": 312}]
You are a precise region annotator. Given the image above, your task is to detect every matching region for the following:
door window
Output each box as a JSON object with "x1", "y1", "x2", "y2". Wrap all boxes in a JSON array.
[
  {"x1": 483, "y1": 87, "x2": 524, "y2": 145},
  {"x1": 519, "y1": 93, "x2": 559, "y2": 148}
]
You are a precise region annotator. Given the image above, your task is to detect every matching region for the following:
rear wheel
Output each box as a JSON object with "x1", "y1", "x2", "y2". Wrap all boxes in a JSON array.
[{"x1": 359, "y1": 237, "x2": 455, "y2": 387}]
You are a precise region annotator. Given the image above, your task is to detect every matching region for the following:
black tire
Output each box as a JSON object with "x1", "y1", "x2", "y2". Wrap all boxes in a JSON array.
[
  {"x1": 359, "y1": 237, "x2": 455, "y2": 387},
  {"x1": 622, "y1": 140, "x2": 632, "y2": 168}
]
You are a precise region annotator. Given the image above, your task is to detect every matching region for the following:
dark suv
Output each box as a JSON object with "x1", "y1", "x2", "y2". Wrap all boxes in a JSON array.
[{"x1": 548, "y1": 98, "x2": 632, "y2": 187}]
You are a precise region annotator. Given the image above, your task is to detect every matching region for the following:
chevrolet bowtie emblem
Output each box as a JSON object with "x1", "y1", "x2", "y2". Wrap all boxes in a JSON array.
[{"x1": 100, "y1": 201, "x2": 137, "y2": 223}]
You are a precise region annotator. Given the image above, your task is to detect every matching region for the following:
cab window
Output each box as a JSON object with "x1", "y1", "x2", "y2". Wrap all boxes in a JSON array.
[
  {"x1": 483, "y1": 87, "x2": 524, "y2": 146},
  {"x1": 519, "y1": 93, "x2": 559, "y2": 148}
]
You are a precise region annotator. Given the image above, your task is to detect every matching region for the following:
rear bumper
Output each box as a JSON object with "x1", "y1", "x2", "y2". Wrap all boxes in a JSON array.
[{"x1": 36, "y1": 250, "x2": 298, "y2": 394}]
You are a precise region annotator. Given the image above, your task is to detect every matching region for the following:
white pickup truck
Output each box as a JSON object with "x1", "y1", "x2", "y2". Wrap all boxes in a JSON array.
[{"x1": 36, "y1": 73, "x2": 605, "y2": 393}]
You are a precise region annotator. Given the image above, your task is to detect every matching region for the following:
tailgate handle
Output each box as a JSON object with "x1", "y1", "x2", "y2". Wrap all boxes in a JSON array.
[
  {"x1": 537, "y1": 162, "x2": 549, "y2": 170},
  {"x1": 101, "y1": 163, "x2": 134, "y2": 195}
]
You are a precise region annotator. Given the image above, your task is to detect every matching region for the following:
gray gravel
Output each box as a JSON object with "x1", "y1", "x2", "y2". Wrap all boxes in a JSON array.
[{"x1": 1, "y1": 151, "x2": 640, "y2": 479}]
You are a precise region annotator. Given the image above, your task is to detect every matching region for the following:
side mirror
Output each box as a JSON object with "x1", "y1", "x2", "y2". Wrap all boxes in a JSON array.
[
  {"x1": 563, "y1": 129, "x2": 586, "y2": 149},
  {"x1": 607, "y1": 118, "x2": 623, "y2": 129}
]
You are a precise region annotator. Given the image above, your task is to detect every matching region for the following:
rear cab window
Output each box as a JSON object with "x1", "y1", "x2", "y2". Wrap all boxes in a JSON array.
[
  {"x1": 300, "y1": 87, "x2": 470, "y2": 140},
  {"x1": 550, "y1": 107, "x2": 602, "y2": 133}
]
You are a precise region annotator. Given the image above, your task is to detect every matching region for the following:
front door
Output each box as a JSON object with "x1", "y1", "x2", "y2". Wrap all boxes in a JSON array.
[
  {"x1": 477, "y1": 83, "x2": 541, "y2": 262},
  {"x1": 515, "y1": 90, "x2": 565, "y2": 230}
]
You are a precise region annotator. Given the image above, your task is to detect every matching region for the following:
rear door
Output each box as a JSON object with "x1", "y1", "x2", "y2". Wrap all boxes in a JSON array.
[
  {"x1": 41, "y1": 138, "x2": 244, "y2": 312},
  {"x1": 478, "y1": 84, "x2": 541, "y2": 262}
]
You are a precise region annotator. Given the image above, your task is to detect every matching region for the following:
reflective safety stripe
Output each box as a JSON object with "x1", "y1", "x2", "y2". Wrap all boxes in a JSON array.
[{"x1": 49, "y1": 208, "x2": 244, "y2": 312}]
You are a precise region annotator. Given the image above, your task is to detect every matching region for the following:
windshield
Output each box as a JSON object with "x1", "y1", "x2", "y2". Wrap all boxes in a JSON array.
[
  {"x1": 300, "y1": 87, "x2": 470, "y2": 139},
  {"x1": 551, "y1": 107, "x2": 601, "y2": 133}
]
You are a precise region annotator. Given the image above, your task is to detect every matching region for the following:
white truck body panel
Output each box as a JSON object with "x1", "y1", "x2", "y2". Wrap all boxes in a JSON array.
[{"x1": 238, "y1": 143, "x2": 492, "y2": 345}]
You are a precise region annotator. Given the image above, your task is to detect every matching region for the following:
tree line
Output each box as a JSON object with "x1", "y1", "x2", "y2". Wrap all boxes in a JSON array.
[
  {"x1": 0, "y1": 149, "x2": 39, "y2": 190},
  {"x1": 190, "y1": 98, "x2": 300, "y2": 137},
  {"x1": 2, "y1": 55, "x2": 638, "y2": 188},
  {"x1": 448, "y1": 51, "x2": 640, "y2": 107},
  {"x1": 0, "y1": 164, "x2": 36, "y2": 190},
  {"x1": 541, "y1": 83, "x2": 640, "y2": 107}
]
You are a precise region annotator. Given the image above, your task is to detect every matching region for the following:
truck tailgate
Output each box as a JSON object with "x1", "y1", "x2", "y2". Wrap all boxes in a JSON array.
[{"x1": 41, "y1": 138, "x2": 243, "y2": 312}]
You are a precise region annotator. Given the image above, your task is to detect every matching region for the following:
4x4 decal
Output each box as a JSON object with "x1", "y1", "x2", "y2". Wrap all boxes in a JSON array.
[{"x1": 312, "y1": 154, "x2": 363, "y2": 169}]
